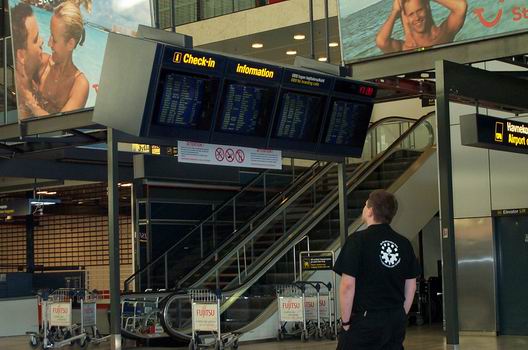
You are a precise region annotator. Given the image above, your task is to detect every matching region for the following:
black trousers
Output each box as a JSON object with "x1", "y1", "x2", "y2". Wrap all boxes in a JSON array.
[{"x1": 336, "y1": 308, "x2": 407, "y2": 350}]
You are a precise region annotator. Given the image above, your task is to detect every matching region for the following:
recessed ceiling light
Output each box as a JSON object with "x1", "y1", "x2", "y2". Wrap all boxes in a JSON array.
[
  {"x1": 294, "y1": 34, "x2": 305, "y2": 40},
  {"x1": 318, "y1": 57, "x2": 328, "y2": 62},
  {"x1": 252, "y1": 43, "x2": 263, "y2": 49},
  {"x1": 329, "y1": 42, "x2": 339, "y2": 47},
  {"x1": 286, "y1": 50, "x2": 297, "y2": 55},
  {"x1": 420, "y1": 72, "x2": 430, "y2": 78}
]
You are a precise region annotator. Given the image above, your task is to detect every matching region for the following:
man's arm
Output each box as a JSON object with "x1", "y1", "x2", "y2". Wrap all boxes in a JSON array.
[
  {"x1": 436, "y1": 0, "x2": 468, "y2": 39},
  {"x1": 339, "y1": 273, "x2": 356, "y2": 330},
  {"x1": 376, "y1": 0, "x2": 404, "y2": 53},
  {"x1": 403, "y1": 278, "x2": 416, "y2": 314}
]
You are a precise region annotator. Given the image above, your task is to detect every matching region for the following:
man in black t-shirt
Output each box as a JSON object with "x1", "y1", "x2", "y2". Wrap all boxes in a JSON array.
[{"x1": 334, "y1": 189, "x2": 420, "y2": 350}]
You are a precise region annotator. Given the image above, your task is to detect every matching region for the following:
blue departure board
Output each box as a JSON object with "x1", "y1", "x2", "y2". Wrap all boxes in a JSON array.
[
  {"x1": 219, "y1": 84, "x2": 266, "y2": 135},
  {"x1": 325, "y1": 100, "x2": 370, "y2": 145},
  {"x1": 157, "y1": 74, "x2": 205, "y2": 127},
  {"x1": 274, "y1": 92, "x2": 322, "y2": 141}
]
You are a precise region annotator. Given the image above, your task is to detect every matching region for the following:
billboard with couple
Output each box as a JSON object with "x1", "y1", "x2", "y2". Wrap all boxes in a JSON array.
[
  {"x1": 339, "y1": 0, "x2": 528, "y2": 63},
  {"x1": 9, "y1": 0, "x2": 153, "y2": 122}
]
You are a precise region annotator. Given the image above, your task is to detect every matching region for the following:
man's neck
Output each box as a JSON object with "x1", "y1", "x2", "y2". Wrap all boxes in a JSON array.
[{"x1": 366, "y1": 219, "x2": 384, "y2": 227}]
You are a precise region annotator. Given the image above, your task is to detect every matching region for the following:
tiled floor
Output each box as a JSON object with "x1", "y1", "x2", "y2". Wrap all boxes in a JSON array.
[{"x1": 2, "y1": 326, "x2": 528, "y2": 349}]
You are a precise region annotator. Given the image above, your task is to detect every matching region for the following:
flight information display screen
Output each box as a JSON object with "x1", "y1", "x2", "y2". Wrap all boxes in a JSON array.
[
  {"x1": 218, "y1": 83, "x2": 268, "y2": 135},
  {"x1": 324, "y1": 100, "x2": 371, "y2": 146},
  {"x1": 157, "y1": 73, "x2": 206, "y2": 128},
  {"x1": 273, "y1": 92, "x2": 322, "y2": 141}
]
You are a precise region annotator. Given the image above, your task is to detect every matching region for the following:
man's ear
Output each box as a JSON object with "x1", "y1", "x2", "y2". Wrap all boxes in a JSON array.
[{"x1": 16, "y1": 48, "x2": 26, "y2": 65}]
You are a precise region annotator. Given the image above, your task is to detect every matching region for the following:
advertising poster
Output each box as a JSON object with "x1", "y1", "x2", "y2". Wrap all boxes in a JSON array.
[
  {"x1": 9, "y1": 0, "x2": 152, "y2": 121},
  {"x1": 339, "y1": 0, "x2": 528, "y2": 63}
]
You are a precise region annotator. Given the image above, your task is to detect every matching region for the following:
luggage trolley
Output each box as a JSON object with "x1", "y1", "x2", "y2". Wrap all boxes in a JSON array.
[
  {"x1": 79, "y1": 289, "x2": 110, "y2": 345},
  {"x1": 303, "y1": 281, "x2": 336, "y2": 340},
  {"x1": 188, "y1": 289, "x2": 239, "y2": 350},
  {"x1": 299, "y1": 250, "x2": 338, "y2": 339},
  {"x1": 27, "y1": 288, "x2": 88, "y2": 349},
  {"x1": 276, "y1": 283, "x2": 309, "y2": 342}
]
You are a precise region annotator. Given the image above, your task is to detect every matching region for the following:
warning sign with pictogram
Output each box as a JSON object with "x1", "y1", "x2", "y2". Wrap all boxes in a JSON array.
[{"x1": 178, "y1": 141, "x2": 282, "y2": 170}]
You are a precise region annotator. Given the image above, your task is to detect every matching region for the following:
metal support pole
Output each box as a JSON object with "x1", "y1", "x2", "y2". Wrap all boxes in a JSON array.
[
  {"x1": 338, "y1": 163, "x2": 349, "y2": 246},
  {"x1": 324, "y1": 0, "x2": 330, "y2": 62},
  {"x1": 107, "y1": 127, "x2": 122, "y2": 350},
  {"x1": 170, "y1": 0, "x2": 176, "y2": 32},
  {"x1": 3, "y1": 34, "x2": 8, "y2": 124},
  {"x1": 26, "y1": 213, "x2": 35, "y2": 273},
  {"x1": 309, "y1": 0, "x2": 315, "y2": 59},
  {"x1": 154, "y1": 0, "x2": 160, "y2": 29},
  {"x1": 435, "y1": 60, "x2": 459, "y2": 345}
]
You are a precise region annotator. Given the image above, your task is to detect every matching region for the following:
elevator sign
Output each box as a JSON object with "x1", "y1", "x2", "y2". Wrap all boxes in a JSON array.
[{"x1": 460, "y1": 114, "x2": 528, "y2": 154}]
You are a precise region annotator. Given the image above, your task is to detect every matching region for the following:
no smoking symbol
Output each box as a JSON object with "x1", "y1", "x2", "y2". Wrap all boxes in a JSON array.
[
  {"x1": 215, "y1": 148, "x2": 224, "y2": 161},
  {"x1": 235, "y1": 149, "x2": 245, "y2": 163},
  {"x1": 225, "y1": 148, "x2": 235, "y2": 162}
]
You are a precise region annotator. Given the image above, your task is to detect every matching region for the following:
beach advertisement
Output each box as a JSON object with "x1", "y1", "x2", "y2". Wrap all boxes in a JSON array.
[
  {"x1": 339, "y1": 0, "x2": 528, "y2": 63},
  {"x1": 9, "y1": 0, "x2": 152, "y2": 121}
]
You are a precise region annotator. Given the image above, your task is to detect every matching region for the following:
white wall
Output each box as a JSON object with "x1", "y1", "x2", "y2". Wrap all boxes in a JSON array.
[{"x1": 0, "y1": 297, "x2": 38, "y2": 336}]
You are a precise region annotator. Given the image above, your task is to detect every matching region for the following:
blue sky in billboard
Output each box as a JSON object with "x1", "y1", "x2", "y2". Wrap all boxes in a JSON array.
[
  {"x1": 339, "y1": 0, "x2": 528, "y2": 63},
  {"x1": 9, "y1": 0, "x2": 151, "y2": 121}
]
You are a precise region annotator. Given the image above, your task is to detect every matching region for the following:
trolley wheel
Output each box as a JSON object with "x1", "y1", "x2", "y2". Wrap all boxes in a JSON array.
[
  {"x1": 29, "y1": 335, "x2": 40, "y2": 348},
  {"x1": 325, "y1": 328, "x2": 336, "y2": 340},
  {"x1": 301, "y1": 330, "x2": 308, "y2": 342},
  {"x1": 416, "y1": 315, "x2": 425, "y2": 326},
  {"x1": 78, "y1": 336, "x2": 89, "y2": 349},
  {"x1": 317, "y1": 328, "x2": 324, "y2": 340},
  {"x1": 277, "y1": 330, "x2": 284, "y2": 341},
  {"x1": 231, "y1": 339, "x2": 239, "y2": 350}
]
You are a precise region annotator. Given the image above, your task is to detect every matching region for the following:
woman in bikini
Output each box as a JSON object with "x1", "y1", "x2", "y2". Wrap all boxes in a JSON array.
[{"x1": 25, "y1": 1, "x2": 89, "y2": 116}]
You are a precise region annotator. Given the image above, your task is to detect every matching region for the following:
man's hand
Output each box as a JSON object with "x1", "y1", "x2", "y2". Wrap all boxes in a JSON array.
[{"x1": 392, "y1": 0, "x2": 402, "y2": 16}]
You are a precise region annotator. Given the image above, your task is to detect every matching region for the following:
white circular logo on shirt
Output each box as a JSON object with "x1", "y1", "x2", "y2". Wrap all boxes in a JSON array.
[{"x1": 380, "y1": 240, "x2": 401, "y2": 268}]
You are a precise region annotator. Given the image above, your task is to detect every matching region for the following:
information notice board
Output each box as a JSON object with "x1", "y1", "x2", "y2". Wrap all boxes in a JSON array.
[{"x1": 94, "y1": 36, "x2": 378, "y2": 159}]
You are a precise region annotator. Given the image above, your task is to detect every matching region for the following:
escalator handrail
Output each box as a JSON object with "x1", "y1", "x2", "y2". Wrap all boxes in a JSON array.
[
  {"x1": 178, "y1": 161, "x2": 336, "y2": 288},
  {"x1": 188, "y1": 114, "x2": 435, "y2": 289},
  {"x1": 124, "y1": 168, "x2": 270, "y2": 288}
]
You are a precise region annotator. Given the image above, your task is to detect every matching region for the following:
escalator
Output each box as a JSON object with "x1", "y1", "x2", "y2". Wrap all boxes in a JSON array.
[{"x1": 121, "y1": 113, "x2": 438, "y2": 342}]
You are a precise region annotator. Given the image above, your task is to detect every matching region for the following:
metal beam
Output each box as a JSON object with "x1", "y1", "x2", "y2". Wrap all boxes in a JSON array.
[
  {"x1": 0, "y1": 158, "x2": 133, "y2": 181},
  {"x1": 351, "y1": 31, "x2": 528, "y2": 80},
  {"x1": 338, "y1": 162, "x2": 348, "y2": 246},
  {"x1": 107, "y1": 127, "x2": 122, "y2": 350},
  {"x1": 16, "y1": 109, "x2": 98, "y2": 139},
  {"x1": 440, "y1": 60, "x2": 528, "y2": 112},
  {"x1": 435, "y1": 60, "x2": 459, "y2": 345}
]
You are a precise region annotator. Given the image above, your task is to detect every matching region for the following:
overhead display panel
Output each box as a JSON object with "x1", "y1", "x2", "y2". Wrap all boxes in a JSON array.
[
  {"x1": 94, "y1": 34, "x2": 377, "y2": 159},
  {"x1": 338, "y1": 0, "x2": 528, "y2": 63},
  {"x1": 212, "y1": 59, "x2": 282, "y2": 148}
]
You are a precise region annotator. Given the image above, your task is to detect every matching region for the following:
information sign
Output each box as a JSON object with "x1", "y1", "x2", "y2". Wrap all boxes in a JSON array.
[
  {"x1": 178, "y1": 141, "x2": 282, "y2": 170},
  {"x1": 460, "y1": 114, "x2": 528, "y2": 154},
  {"x1": 301, "y1": 256, "x2": 334, "y2": 271}
]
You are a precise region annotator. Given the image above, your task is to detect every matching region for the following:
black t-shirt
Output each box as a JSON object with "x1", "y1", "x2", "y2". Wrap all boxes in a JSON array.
[{"x1": 333, "y1": 223, "x2": 420, "y2": 311}]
